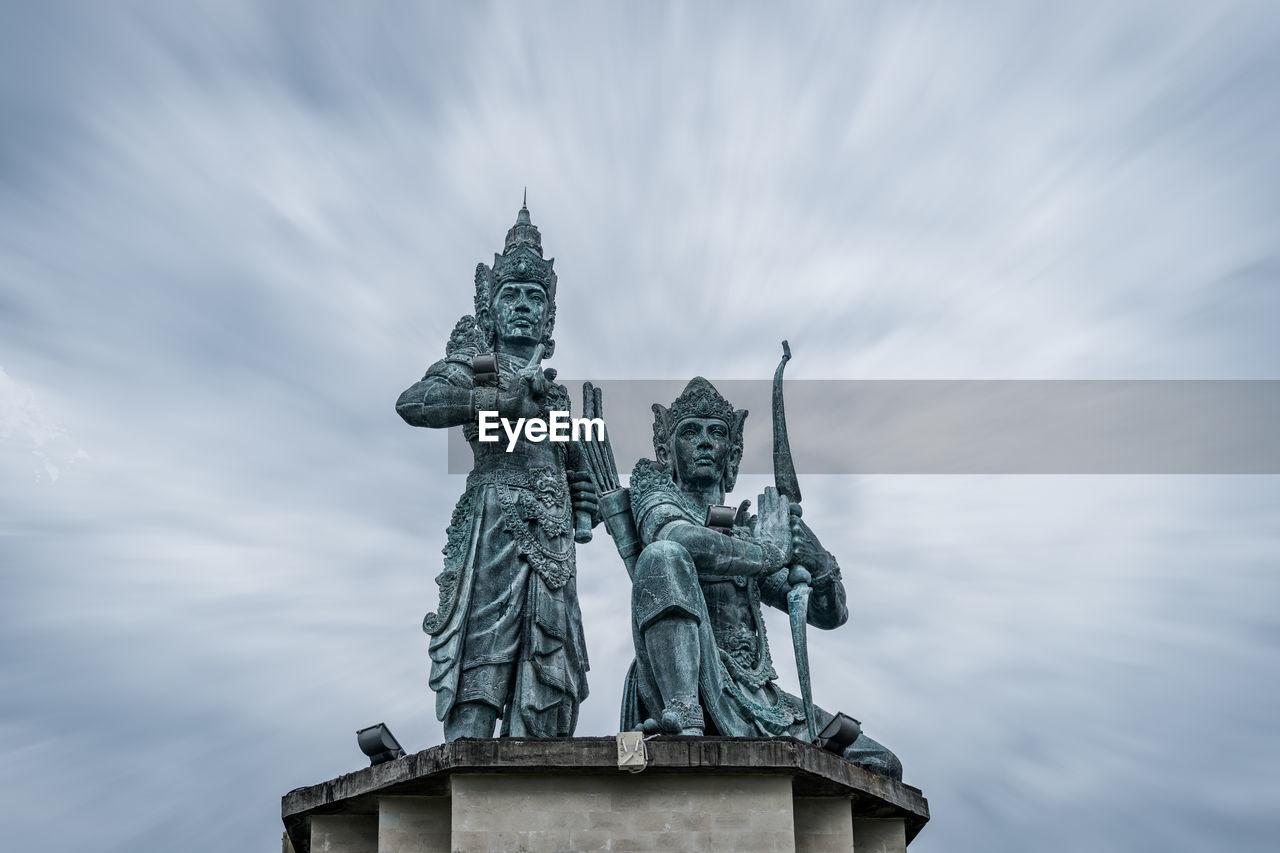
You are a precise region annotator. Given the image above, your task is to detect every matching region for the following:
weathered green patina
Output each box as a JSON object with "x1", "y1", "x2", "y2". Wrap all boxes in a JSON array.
[
  {"x1": 609, "y1": 377, "x2": 903, "y2": 779},
  {"x1": 395, "y1": 203, "x2": 598, "y2": 740}
]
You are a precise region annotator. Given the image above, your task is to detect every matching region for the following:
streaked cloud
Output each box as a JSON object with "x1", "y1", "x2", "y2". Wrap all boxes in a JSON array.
[{"x1": 2, "y1": 2, "x2": 1277, "y2": 851}]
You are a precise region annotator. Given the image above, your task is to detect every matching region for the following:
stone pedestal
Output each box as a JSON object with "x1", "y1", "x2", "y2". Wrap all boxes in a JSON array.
[{"x1": 282, "y1": 737, "x2": 928, "y2": 853}]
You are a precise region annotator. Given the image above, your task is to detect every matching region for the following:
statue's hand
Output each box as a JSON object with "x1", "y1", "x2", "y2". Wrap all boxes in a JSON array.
[
  {"x1": 521, "y1": 363, "x2": 550, "y2": 400},
  {"x1": 755, "y1": 486, "x2": 793, "y2": 564},
  {"x1": 790, "y1": 515, "x2": 828, "y2": 574},
  {"x1": 787, "y1": 566, "x2": 812, "y2": 587},
  {"x1": 568, "y1": 470, "x2": 600, "y2": 525},
  {"x1": 497, "y1": 371, "x2": 544, "y2": 420}
]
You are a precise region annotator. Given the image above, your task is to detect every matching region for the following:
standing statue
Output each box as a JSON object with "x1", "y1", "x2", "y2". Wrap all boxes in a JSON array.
[
  {"x1": 587, "y1": 376, "x2": 902, "y2": 779},
  {"x1": 395, "y1": 202, "x2": 597, "y2": 739}
]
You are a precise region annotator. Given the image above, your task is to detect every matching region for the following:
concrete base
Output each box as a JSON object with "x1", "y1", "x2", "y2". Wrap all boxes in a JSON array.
[
  {"x1": 381, "y1": 796, "x2": 451, "y2": 853},
  {"x1": 452, "y1": 773, "x2": 795, "y2": 852},
  {"x1": 310, "y1": 815, "x2": 377, "y2": 851},
  {"x1": 795, "y1": 797, "x2": 856, "y2": 852},
  {"x1": 853, "y1": 818, "x2": 910, "y2": 853},
  {"x1": 282, "y1": 737, "x2": 928, "y2": 853}
]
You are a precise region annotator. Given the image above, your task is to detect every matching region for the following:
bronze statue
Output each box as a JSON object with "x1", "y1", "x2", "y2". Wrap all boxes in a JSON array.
[
  {"x1": 395, "y1": 202, "x2": 597, "y2": 739},
  {"x1": 580, "y1": 373, "x2": 902, "y2": 779}
]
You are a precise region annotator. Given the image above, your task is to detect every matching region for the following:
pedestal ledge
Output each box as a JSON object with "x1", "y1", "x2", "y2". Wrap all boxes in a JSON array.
[{"x1": 283, "y1": 736, "x2": 929, "y2": 853}]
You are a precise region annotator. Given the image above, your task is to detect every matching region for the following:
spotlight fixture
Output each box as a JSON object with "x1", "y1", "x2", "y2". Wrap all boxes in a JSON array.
[
  {"x1": 815, "y1": 712, "x2": 862, "y2": 754},
  {"x1": 356, "y1": 722, "x2": 405, "y2": 766}
]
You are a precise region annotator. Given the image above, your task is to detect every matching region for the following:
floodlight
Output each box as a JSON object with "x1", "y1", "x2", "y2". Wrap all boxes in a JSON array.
[
  {"x1": 815, "y1": 712, "x2": 862, "y2": 754},
  {"x1": 356, "y1": 722, "x2": 405, "y2": 766}
]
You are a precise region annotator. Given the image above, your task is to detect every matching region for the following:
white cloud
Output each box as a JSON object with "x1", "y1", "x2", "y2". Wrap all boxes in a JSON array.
[{"x1": 0, "y1": 366, "x2": 87, "y2": 483}]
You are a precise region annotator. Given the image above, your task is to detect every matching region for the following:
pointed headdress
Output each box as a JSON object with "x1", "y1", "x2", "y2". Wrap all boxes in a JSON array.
[
  {"x1": 474, "y1": 195, "x2": 558, "y2": 357},
  {"x1": 652, "y1": 377, "x2": 749, "y2": 492}
]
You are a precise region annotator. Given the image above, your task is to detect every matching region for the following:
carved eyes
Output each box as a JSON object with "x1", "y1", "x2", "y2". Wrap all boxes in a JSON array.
[
  {"x1": 499, "y1": 287, "x2": 544, "y2": 305},
  {"x1": 678, "y1": 424, "x2": 727, "y2": 440}
]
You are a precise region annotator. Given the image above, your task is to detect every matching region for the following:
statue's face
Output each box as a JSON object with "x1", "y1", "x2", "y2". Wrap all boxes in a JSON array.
[
  {"x1": 669, "y1": 416, "x2": 731, "y2": 489},
  {"x1": 491, "y1": 282, "x2": 548, "y2": 346}
]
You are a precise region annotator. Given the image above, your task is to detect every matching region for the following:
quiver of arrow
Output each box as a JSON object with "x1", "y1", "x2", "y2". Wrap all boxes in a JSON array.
[{"x1": 599, "y1": 487, "x2": 642, "y2": 579}]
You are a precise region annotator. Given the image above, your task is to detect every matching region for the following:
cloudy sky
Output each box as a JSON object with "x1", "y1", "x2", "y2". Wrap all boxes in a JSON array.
[{"x1": 2, "y1": 2, "x2": 1278, "y2": 851}]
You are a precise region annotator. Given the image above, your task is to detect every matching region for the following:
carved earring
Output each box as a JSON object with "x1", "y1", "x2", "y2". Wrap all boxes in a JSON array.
[
  {"x1": 725, "y1": 450, "x2": 741, "y2": 491},
  {"x1": 655, "y1": 438, "x2": 676, "y2": 476},
  {"x1": 476, "y1": 309, "x2": 496, "y2": 351}
]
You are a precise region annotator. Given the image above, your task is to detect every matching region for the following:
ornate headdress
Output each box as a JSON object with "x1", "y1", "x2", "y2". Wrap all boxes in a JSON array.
[
  {"x1": 473, "y1": 198, "x2": 558, "y2": 358},
  {"x1": 652, "y1": 377, "x2": 749, "y2": 492}
]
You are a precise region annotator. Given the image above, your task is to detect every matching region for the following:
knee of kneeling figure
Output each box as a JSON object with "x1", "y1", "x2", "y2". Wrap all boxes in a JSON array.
[
  {"x1": 635, "y1": 539, "x2": 695, "y2": 581},
  {"x1": 844, "y1": 740, "x2": 904, "y2": 781},
  {"x1": 633, "y1": 540, "x2": 701, "y2": 630}
]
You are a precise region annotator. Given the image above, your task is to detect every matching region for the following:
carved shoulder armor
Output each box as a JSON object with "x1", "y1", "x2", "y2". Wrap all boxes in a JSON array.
[
  {"x1": 629, "y1": 458, "x2": 700, "y2": 544},
  {"x1": 444, "y1": 313, "x2": 486, "y2": 360}
]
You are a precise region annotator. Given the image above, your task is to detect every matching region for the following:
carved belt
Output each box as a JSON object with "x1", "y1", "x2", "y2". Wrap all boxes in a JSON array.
[{"x1": 467, "y1": 465, "x2": 561, "y2": 493}]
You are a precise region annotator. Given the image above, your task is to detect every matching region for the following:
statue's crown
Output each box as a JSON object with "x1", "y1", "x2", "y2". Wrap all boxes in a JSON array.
[
  {"x1": 492, "y1": 202, "x2": 555, "y2": 289},
  {"x1": 665, "y1": 377, "x2": 736, "y2": 426}
]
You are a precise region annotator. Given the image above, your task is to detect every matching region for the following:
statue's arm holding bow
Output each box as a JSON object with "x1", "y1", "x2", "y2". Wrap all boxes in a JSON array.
[
  {"x1": 758, "y1": 515, "x2": 848, "y2": 629},
  {"x1": 652, "y1": 487, "x2": 794, "y2": 581}
]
